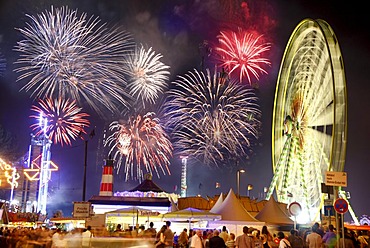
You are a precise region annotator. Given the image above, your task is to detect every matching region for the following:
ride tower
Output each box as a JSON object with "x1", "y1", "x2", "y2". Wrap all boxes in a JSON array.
[
  {"x1": 180, "y1": 156, "x2": 188, "y2": 197},
  {"x1": 30, "y1": 113, "x2": 52, "y2": 214}
]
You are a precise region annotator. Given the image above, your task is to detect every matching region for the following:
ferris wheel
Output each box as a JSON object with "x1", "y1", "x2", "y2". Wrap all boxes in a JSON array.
[{"x1": 266, "y1": 19, "x2": 347, "y2": 223}]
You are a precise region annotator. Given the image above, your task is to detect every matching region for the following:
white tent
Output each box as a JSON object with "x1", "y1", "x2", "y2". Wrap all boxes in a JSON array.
[
  {"x1": 254, "y1": 196, "x2": 294, "y2": 225},
  {"x1": 208, "y1": 189, "x2": 264, "y2": 235},
  {"x1": 209, "y1": 193, "x2": 224, "y2": 213}
]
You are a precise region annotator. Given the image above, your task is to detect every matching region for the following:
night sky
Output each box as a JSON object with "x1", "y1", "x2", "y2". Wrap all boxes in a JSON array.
[{"x1": 0, "y1": 0, "x2": 369, "y2": 222}]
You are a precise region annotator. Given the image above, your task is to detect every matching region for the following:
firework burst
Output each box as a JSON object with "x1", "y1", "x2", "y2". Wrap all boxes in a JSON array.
[
  {"x1": 123, "y1": 45, "x2": 170, "y2": 108},
  {"x1": 30, "y1": 97, "x2": 90, "y2": 146},
  {"x1": 161, "y1": 68, "x2": 261, "y2": 166},
  {"x1": 106, "y1": 112, "x2": 173, "y2": 181},
  {"x1": 214, "y1": 29, "x2": 271, "y2": 85},
  {"x1": 14, "y1": 6, "x2": 135, "y2": 116}
]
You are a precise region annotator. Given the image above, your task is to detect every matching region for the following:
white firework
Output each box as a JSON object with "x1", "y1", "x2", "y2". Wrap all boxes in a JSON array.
[
  {"x1": 123, "y1": 45, "x2": 170, "y2": 108},
  {"x1": 14, "y1": 6, "x2": 135, "y2": 116}
]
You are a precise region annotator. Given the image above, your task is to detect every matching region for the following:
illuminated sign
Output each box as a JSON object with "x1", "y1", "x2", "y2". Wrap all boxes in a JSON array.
[
  {"x1": 23, "y1": 155, "x2": 58, "y2": 181},
  {"x1": 0, "y1": 158, "x2": 19, "y2": 189},
  {"x1": 325, "y1": 171, "x2": 347, "y2": 187}
]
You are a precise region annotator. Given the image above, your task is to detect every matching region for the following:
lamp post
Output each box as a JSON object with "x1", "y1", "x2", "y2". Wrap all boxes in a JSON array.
[
  {"x1": 82, "y1": 140, "x2": 88, "y2": 201},
  {"x1": 237, "y1": 169, "x2": 245, "y2": 198},
  {"x1": 82, "y1": 127, "x2": 95, "y2": 202}
]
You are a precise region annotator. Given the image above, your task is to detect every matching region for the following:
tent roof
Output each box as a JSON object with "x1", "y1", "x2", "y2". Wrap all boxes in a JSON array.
[
  {"x1": 129, "y1": 174, "x2": 165, "y2": 192},
  {"x1": 210, "y1": 193, "x2": 224, "y2": 213},
  {"x1": 210, "y1": 189, "x2": 260, "y2": 222},
  {"x1": 254, "y1": 196, "x2": 294, "y2": 225}
]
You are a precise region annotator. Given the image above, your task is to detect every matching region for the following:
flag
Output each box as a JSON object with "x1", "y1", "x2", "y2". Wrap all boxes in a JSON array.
[{"x1": 215, "y1": 182, "x2": 221, "y2": 188}]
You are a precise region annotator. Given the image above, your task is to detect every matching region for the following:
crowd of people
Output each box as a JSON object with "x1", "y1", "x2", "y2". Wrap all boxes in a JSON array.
[
  {"x1": 156, "y1": 223, "x2": 370, "y2": 248},
  {"x1": 0, "y1": 225, "x2": 100, "y2": 248},
  {"x1": 1, "y1": 221, "x2": 370, "y2": 248}
]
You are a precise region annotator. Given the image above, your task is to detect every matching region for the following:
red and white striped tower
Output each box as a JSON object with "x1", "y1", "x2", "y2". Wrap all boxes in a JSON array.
[{"x1": 99, "y1": 158, "x2": 114, "y2": 196}]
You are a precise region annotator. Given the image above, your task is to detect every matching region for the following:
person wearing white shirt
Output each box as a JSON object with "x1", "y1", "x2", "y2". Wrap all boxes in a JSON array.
[
  {"x1": 82, "y1": 225, "x2": 93, "y2": 248},
  {"x1": 191, "y1": 229, "x2": 205, "y2": 248}
]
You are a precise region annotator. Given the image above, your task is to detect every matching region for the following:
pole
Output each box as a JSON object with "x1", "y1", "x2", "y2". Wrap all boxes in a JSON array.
[
  {"x1": 237, "y1": 171, "x2": 240, "y2": 199},
  {"x1": 82, "y1": 140, "x2": 88, "y2": 201},
  {"x1": 294, "y1": 216, "x2": 297, "y2": 230},
  {"x1": 341, "y1": 213, "x2": 345, "y2": 248}
]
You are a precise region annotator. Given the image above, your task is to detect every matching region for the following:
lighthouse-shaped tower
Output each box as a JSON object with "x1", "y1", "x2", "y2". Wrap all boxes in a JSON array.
[{"x1": 99, "y1": 158, "x2": 114, "y2": 196}]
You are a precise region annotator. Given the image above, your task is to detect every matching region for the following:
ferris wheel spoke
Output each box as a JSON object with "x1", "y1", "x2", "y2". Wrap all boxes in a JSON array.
[
  {"x1": 266, "y1": 137, "x2": 292, "y2": 200},
  {"x1": 308, "y1": 101, "x2": 334, "y2": 126}
]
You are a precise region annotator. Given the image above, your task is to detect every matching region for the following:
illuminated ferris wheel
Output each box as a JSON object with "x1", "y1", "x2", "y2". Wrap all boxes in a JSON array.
[{"x1": 266, "y1": 19, "x2": 347, "y2": 223}]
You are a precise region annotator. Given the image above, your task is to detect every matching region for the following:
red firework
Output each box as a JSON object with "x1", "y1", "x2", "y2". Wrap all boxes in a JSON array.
[
  {"x1": 30, "y1": 97, "x2": 90, "y2": 146},
  {"x1": 214, "y1": 29, "x2": 271, "y2": 85}
]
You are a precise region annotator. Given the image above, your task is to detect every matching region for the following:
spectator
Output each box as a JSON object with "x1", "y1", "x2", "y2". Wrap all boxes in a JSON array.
[
  {"x1": 191, "y1": 229, "x2": 205, "y2": 248},
  {"x1": 336, "y1": 228, "x2": 354, "y2": 248},
  {"x1": 306, "y1": 225, "x2": 322, "y2": 248},
  {"x1": 163, "y1": 221, "x2": 174, "y2": 248},
  {"x1": 225, "y1": 233, "x2": 236, "y2": 248},
  {"x1": 209, "y1": 229, "x2": 226, "y2": 248},
  {"x1": 287, "y1": 229, "x2": 304, "y2": 248},
  {"x1": 277, "y1": 232, "x2": 291, "y2": 248},
  {"x1": 220, "y1": 226, "x2": 230, "y2": 243},
  {"x1": 235, "y1": 226, "x2": 254, "y2": 248},
  {"x1": 155, "y1": 225, "x2": 167, "y2": 248},
  {"x1": 178, "y1": 228, "x2": 189, "y2": 248},
  {"x1": 322, "y1": 224, "x2": 336, "y2": 248},
  {"x1": 82, "y1": 226, "x2": 93, "y2": 248},
  {"x1": 146, "y1": 222, "x2": 157, "y2": 238}
]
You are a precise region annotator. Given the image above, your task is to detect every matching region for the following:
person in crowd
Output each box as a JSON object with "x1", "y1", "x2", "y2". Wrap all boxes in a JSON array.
[
  {"x1": 348, "y1": 229, "x2": 359, "y2": 247},
  {"x1": 357, "y1": 230, "x2": 369, "y2": 248},
  {"x1": 155, "y1": 225, "x2": 168, "y2": 248},
  {"x1": 262, "y1": 226, "x2": 277, "y2": 248},
  {"x1": 209, "y1": 229, "x2": 226, "y2": 248},
  {"x1": 191, "y1": 229, "x2": 205, "y2": 248},
  {"x1": 204, "y1": 230, "x2": 214, "y2": 248},
  {"x1": 163, "y1": 221, "x2": 174, "y2": 248},
  {"x1": 65, "y1": 228, "x2": 82, "y2": 248},
  {"x1": 306, "y1": 225, "x2": 322, "y2": 248},
  {"x1": 277, "y1": 231, "x2": 291, "y2": 248},
  {"x1": 81, "y1": 226, "x2": 93, "y2": 248},
  {"x1": 235, "y1": 226, "x2": 254, "y2": 248},
  {"x1": 220, "y1": 226, "x2": 230, "y2": 243},
  {"x1": 261, "y1": 234, "x2": 271, "y2": 248},
  {"x1": 114, "y1": 224, "x2": 122, "y2": 232},
  {"x1": 312, "y1": 222, "x2": 324, "y2": 237},
  {"x1": 273, "y1": 233, "x2": 280, "y2": 247},
  {"x1": 336, "y1": 228, "x2": 355, "y2": 248},
  {"x1": 51, "y1": 228, "x2": 64, "y2": 248},
  {"x1": 188, "y1": 229, "x2": 196, "y2": 248},
  {"x1": 322, "y1": 224, "x2": 336, "y2": 248},
  {"x1": 178, "y1": 228, "x2": 189, "y2": 248},
  {"x1": 252, "y1": 229, "x2": 262, "y2": 248},
  {"x1": 137, "y1": 225, "x2": 146, "y2": 237},
  {"x1": 146, "y1": 221, "x2": 157, "y2": 238},
  {"x1": 225, "y1": 233, "x2": 236, "y2": 248},
  {"x1": 287, "y1": 229, "x2": 304, "y2": 248},
  {"x1": 174, "y1": 232, "x2": 179, "y2": 247}
]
